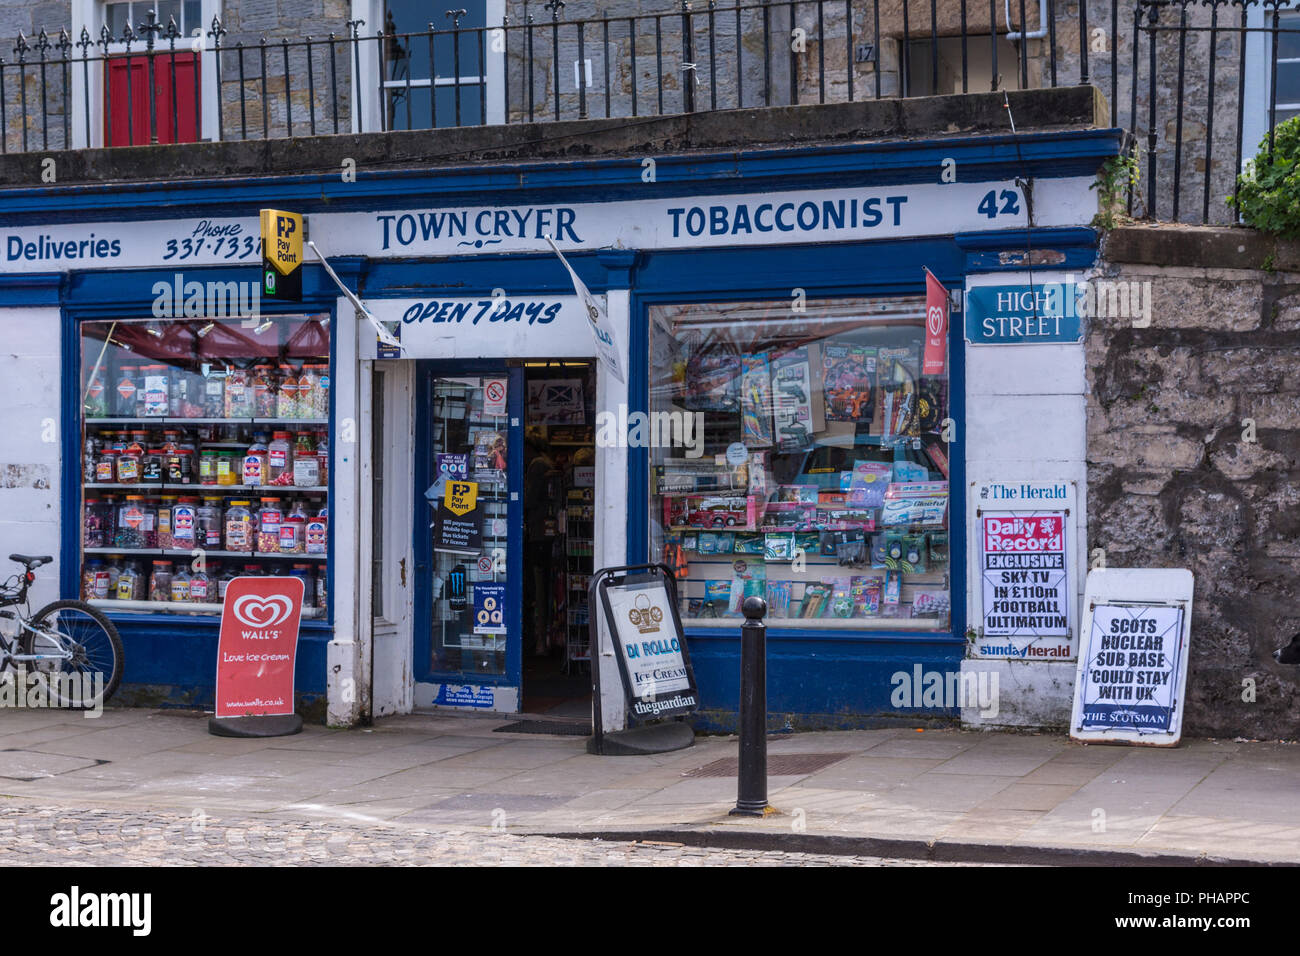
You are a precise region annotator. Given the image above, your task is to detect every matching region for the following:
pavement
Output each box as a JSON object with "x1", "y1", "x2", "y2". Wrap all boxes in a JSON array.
[{"x1": 0, "y1": 706, "x2": 1295, "y2": 865}]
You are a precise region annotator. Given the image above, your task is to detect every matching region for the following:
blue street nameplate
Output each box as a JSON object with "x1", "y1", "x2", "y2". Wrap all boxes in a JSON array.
[{"x1": 965, "y1": 283, "x2": 1084, "y2": 344}]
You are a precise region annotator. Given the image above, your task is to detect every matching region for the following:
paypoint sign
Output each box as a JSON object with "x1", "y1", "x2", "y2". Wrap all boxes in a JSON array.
[{"x1": 260, "y1": 208, "x2": 303, "y2": 301}]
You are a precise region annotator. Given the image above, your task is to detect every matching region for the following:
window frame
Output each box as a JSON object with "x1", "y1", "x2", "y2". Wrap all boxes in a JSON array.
[
  {"x1": 71, "y1": 0, "x2": 220, "y2": 148},
  {"x1": 636, "y1": 286, "x2": 963, "y2": 639}
]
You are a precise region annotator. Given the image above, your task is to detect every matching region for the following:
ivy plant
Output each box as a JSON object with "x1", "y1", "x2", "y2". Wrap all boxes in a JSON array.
[{"x1": 1228, "y1": 116, "x2": 1300, "y2": 238}]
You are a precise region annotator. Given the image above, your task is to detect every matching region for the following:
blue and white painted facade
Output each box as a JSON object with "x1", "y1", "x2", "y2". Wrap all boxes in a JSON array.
[{"x1": 0, "y1": 125, "x2": 1121, "y2": 729}]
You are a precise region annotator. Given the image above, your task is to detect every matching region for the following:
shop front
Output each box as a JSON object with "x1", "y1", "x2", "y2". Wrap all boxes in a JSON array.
[{"x1": 0, "y1": 120, "x2": 1119, "y2": 729}]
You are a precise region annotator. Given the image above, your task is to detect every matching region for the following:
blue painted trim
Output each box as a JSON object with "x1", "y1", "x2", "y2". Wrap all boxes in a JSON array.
[
  {"x1": 617, "y1": 243, "x2": 971, "y2": 726},
  {"x1": 0, "y1": 128, "x2": 1123, "y2": 223},
  {"x1": 63, "y1": 261, "x2": 361, "y2": 311},
  {"x1": 59, "y1": 293, "x2": 340, "y2": 702},
  {"x1": 685, "y1": 630, "x2": 965, "y2": 730},
  {"x1": 411, "y1": 359, "x2": 523, "y2": 690},
  {"x1": 956, "y1": 226, "x2": 1100, "y2": 273},
  {"x1": 0, "y1": 271, "x2": 64, "y2": 306}
]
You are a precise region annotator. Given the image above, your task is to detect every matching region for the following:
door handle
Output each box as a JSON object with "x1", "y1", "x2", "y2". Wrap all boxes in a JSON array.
[{"x1": 400, "y1": 557, "x2": 407, "y2": 587}]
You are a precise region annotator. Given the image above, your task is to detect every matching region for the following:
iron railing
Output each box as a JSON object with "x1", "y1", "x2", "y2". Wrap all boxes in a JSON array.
[{"x1": 0, "y1": 2, "x2": 1297, "y2": 225}]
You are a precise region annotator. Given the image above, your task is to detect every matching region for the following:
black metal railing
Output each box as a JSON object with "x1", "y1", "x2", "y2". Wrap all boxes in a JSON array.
[{"x1": 1, "y1": 2, "x2": 1298, "y2": 226}]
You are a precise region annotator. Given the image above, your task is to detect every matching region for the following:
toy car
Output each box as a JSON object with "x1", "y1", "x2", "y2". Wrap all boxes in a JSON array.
[{"x1": 688, "y1": 497, "x2": 750, "y2": 529}]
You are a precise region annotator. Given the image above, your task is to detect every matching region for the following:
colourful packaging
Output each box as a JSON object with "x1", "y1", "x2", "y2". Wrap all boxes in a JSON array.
[
  {"x1": 741, "y1": 354, "x2": 775, "y2": 447},
  {"x1": 800, "y1": 582, "x2": 832, "y2": 618},
  {"x1": 702, "y1": 580, "x2": 731, "y2": 617},
  {"x1": 822, "y1": 344, "x2": 877, "y2": 422},
  {"x1": 848, "y1": 462, "x2": 892, "y2": 507},
  {"x1": 852, "y1": 577, "x2": 882, "y2": 616},
  {"x1": 727, "y1": 561, "x2": 766, "y2": 616},
  {"x1": 764, "y1": 581, "x2": 791, "y2": 618}
]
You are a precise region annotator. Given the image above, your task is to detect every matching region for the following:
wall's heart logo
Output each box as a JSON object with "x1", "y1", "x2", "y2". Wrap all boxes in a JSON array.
[
  {"x1": 927, "y1": 304, "x2": 945, "y2": 337},
  {"x1": 232, "y1": 594, "x2": 293, "y2": 629}
]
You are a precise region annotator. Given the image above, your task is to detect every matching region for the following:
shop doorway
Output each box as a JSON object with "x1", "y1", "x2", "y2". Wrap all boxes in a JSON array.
[
  {"x1": 520, "y1": 361, "x2": 596, "y2": 718},
  {"x1": 413, "y1": 362, "x2": 523, "y2": 711}
]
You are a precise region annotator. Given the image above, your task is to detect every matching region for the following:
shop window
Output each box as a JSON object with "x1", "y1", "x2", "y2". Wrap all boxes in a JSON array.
[
  {"x1": 1276, "y1": 11, "x2": 1300, "y2": 123},
  {"x1": 78, "y1": 316, "x2": 332, "y2": 619},
  {"x1": 382, "y1": 0, "x2": 488, "y2": 129},
  {"x1": 649, "y1": 296, "x2": 952, "y2": 631}
]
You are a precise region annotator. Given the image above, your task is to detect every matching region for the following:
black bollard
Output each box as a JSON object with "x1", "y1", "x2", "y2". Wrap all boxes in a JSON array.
[{"x1": 730, "y1": 595, "x2": 770, "y2": 817}]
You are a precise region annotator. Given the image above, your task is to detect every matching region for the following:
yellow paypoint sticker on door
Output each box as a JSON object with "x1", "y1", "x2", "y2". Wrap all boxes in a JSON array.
[
  {"x1": 445, "y1": 481, "x2": 478, "y2": 517},
  {"x1": 260, "y1": 208, "x2": 303, "y2": 301}
]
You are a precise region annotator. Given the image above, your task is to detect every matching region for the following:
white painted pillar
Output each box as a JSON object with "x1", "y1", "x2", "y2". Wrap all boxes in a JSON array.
[
  {"x1": 328, "y1": 298, "x2": 364, "y2": 726},
  {"x1": 593, "y1": 287, "x2": 631, "y2": 733}
]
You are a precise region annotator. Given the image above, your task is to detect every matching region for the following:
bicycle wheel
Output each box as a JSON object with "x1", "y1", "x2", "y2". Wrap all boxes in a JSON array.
[{"x1": 21, "y1": 600, "x2": 124, "y2": 708}]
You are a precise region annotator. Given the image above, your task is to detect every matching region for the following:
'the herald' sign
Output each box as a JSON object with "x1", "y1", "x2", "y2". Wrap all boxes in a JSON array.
[{"x1": 215, "y1": 576, "x2": 304, "y2": 718}]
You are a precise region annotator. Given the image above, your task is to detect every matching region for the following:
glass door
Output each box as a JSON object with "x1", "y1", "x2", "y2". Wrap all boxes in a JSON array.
[{"x1": 414, "y1": 363, "x2": 523, "y2": 700}]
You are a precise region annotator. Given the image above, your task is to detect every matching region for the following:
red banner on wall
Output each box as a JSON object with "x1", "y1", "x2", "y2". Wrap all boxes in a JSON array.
[
  {"x1": 215, "y1": 576, "x2": 304, "y2": 718},
  {"x1": 923, "y1": 268, "x2": 948, "y2": 376}
]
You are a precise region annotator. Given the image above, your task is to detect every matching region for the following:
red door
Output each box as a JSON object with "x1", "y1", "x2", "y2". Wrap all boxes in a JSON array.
[{"x1": 105, "y1": 52, "x2": 200, "y2": 146}]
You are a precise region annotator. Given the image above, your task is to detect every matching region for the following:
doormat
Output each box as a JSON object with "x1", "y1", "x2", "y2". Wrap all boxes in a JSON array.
[
  {"x1": 494, "y1": 720, "x2": 592, "y2": 736},
  {"x1": 683, "y1": 753, "x2": 854, "y2": 778}
]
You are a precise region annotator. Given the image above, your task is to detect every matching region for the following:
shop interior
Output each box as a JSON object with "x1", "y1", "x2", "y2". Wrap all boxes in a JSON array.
[
  {"x1": 520, "y1": 361, "x2": 596, "y2": 719},
  {"x1": 78, "y1": 316, "x2": 333, "y2": 617},
  {"x1": 647, "y1": 295, "x2": 952, "y2": 632}
]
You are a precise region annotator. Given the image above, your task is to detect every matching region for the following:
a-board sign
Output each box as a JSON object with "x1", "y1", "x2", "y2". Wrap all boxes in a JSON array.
[
  {"x1": 1069, "y1": 568, "x2": 1194, "y2": 747},
  {"x1": 597, "y1": 571, "x2": 699, "y2": 720},
  {"x1": 969, "y1": 480, "x2": 1078, "y2": 660},
  {"x1": 215, "y1": 575, "x2": 305, "y2": 718}
]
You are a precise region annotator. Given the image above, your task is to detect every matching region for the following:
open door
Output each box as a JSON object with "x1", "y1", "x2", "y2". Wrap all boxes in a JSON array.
[{"x1": 412, "y1": 363, "x2": 523, "y2": 711}]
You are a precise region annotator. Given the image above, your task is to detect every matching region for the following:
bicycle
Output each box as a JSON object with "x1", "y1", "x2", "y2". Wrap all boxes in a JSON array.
[{"x1": 0, "y1": 554, "x2": 124, "y2": 709}]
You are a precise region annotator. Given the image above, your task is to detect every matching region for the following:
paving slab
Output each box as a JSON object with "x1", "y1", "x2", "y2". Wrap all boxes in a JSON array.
[{"x1": 0, "y1": 708, "x2": 1288, "y2": 863}]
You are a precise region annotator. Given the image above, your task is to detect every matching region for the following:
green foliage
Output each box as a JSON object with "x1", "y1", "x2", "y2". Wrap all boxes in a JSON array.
[
  {"x1": 1091, "y1": 146, "x2": 1140, "y2": 230},
  {"x1": 1228, "y1": 116, "x2": 1300, "y2": 238}
]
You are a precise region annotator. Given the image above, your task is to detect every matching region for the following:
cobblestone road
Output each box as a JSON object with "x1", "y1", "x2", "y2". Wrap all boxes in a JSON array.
[{"x1": 0, "y1": 803, "x2": 977, "y2": 866}]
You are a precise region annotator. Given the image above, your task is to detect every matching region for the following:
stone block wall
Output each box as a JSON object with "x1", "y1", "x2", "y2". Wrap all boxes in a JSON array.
[
  {"x1": 213, "y1": 0, "x2": 353, "y2": 139},
  {"x1": 1090, "y1": 224, "x2": 1300, "y2": 739},
  {"x1": 0, "y1": 0, "x2": 1275, "y2": 218}
]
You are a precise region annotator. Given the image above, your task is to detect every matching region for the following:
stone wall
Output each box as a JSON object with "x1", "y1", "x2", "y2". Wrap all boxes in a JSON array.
[
  {"x1": 212, "y1": 0, "x2": 353, "y2": 139},
  {"x1": 1090, "y1": 224, "x2": 1300, "y2": 739},
  {"x1": 0, "y1": 0, "x2": 1272, "y2": 222}
]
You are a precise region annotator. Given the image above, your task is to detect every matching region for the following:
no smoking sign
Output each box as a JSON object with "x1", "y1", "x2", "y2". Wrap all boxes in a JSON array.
[{"x1": 484, "y1": 378, "x2": 507, "y2": 415}]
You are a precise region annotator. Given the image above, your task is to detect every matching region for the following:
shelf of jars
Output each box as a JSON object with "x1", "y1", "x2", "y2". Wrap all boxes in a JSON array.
[
  {"x1": 88, "y1": 599, "x2": 327, "y2": 620},
  {"x1": 83, "y1": 548, "x2": 328, "y2": 559},
  {"x1": 85, "y1": 484, "x2": 329, "y2": 493},
  {"x1": 78, "y1": 315, "x2": 335, "y2": 618},
  {"x1": 86, "y1": 418, "x2": 329, "y2": 426},
  {"x1": 81, "y1": 551, "x2": 329, "y2": 613}
]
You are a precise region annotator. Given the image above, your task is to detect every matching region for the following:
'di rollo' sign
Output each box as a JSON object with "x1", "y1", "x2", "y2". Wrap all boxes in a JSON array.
[{"x1": 215, "y1": 576, "x2": 305, "y2": 718}]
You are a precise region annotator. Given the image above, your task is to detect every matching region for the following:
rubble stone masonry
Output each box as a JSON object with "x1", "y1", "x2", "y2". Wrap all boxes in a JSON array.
[{"x1": 1090, "y1": 224, "x2": 1300, "y2": 738}]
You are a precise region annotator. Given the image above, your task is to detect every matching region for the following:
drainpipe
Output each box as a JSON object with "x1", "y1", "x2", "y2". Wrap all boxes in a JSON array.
[{"x1": 1004, "y1": 0, "x2": 1049, "y2": 40}]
